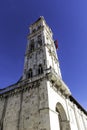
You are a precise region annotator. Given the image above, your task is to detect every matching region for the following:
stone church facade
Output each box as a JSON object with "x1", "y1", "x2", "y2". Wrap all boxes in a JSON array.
[{"x1": 0, "y1": 16, "x2": 87, "y2": 130}]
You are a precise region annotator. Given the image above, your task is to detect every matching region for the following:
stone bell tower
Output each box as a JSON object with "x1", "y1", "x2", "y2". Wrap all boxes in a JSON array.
[
  {"x1": 0, "y1": 17, "x2": 87, "y2": 130},
  {"x1": 23, "y1": 16, "x2": 62, "y2": 80},
  {"x1": 22, "y1": 16, "x2": 71, "y2": 130}
]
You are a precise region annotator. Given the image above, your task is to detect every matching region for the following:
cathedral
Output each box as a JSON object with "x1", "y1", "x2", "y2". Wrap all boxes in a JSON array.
[{"x1": 0, "y1": 16, "x2": 87, "y2": 130}]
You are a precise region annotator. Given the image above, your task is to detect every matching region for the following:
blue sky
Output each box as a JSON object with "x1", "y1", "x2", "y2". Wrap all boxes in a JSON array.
[{"x1": 0, "y1": 0, "x2": 87, "y2": 110}]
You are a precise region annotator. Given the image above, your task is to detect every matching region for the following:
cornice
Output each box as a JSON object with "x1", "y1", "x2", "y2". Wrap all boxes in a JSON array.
[{"x1": 0, "y1": 79, "x2": 41, "y2": 98}]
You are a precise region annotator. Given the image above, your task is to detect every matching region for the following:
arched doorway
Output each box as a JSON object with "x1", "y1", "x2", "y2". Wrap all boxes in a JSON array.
[{"x1": 56, "y1": 102, "x2": 71, "y2": 130}]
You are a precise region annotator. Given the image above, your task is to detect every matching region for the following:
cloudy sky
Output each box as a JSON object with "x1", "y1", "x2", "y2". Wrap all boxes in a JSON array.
[{"x1": 0, "y1": 0, "x2": 87, "y2": 110}]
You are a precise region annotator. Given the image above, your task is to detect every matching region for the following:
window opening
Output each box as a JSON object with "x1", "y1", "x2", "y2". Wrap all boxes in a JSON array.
[
  {"x1": 32, "y1": 29, "x2": 36, "y2": 33},
  {"x1": 44, "y1": 59, "x2": 45, "y2": 65},
  {"x1": 38, "y1": 35, "x2": 42, "y2": 46},
  {"x1": 38, "y1": 64, "x2": 43, "y2": 74},
  {"x1": 27, "y1": 68, "x2": 33, "y2": 78},
  {"x1": 30, "y1": 39, "x2": 34, "y2": 52},
  {"x1": 38, "y1": 25, "x2": 41, "y2": 30}
]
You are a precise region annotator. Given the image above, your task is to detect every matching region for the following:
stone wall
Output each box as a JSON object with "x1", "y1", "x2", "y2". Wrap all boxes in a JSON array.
[
  {"x1": 0, "y1": 79, "x2": 87, "y2": 130},
  {"x1": 47, "y1": 80, "x2": 87, "y2": 130},
  {"x1": 0, "y1": 79, "x2": 51, "y2": 130}
]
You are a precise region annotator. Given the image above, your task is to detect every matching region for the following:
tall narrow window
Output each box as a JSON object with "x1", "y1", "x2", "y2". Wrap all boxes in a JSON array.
[
  {"x1": 38, "y1": 35, "x2": 42, "y2": 46},
  {"x1": 30, "y1": 39, "x2": 34, "y2": 52},
  {"x1": 38, "y1": 64, "x2": 43, "y2": 74},
  {"x1": 32, "y1": 28, "x2": 36, "y2": 33},
  {"x1": 44, "y1": 59, "x2": 45, "y2": 65},
  {"x1": 27, "y1": 68, "x2": 33, "y2": 78}
]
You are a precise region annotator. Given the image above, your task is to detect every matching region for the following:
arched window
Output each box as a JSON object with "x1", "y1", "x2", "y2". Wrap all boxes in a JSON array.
[
  {"x1": 27, "y1": 68, "x2": 33, "y2": 78},
  {"x1": 56, "y1": 103, "x2": 71, "y2": 130},
  {"x1": 38, "y1": 64, "x2": 43, "y2": 74}
]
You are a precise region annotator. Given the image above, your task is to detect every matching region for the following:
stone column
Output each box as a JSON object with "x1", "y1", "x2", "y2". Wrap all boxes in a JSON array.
[
  {"x1": 81, "y1": 112, "x2": 87, "y2": 130},
  {"x1": 65, "y1": 98, "x2": 71, "y2": 130},
  {"x1": 65, "y1": 98, "x2": 71, "y2": 121},
  {"x1": 73, "y1": 104, "x2": 81, "y2": 130}
]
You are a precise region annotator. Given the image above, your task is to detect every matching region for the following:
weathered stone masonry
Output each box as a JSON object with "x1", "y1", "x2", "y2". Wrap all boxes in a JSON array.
[{"x1": 0, "y1": 16, "x2": 87, "y2": 130}]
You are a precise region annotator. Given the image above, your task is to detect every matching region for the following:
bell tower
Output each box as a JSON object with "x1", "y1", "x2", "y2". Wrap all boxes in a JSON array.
[
  {"x1": 0, "y1": 16, "x2": 87, "y2": 130},
  {"x1": 21, "y1": 17, "x2": 71, "y2": 130},
  {"x1": 23, "y1": 16, "x2": 62, "y2": 80}
]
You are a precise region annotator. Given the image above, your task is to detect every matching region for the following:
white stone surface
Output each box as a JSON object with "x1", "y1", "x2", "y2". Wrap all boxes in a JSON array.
[{"x1": 0, "y1": 17, "x2": 87, "y2": 130}]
